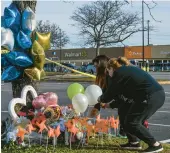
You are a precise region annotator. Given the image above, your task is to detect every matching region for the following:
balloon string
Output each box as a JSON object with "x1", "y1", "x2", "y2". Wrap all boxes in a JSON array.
[
  {"x1": 45, "y1": 58, "x2": 96, "y2": 79},
  {"x1": 28, "y1": 134, "x2": 30, "y2": 147},
  {"x1": 70, "y1": 133, "x2": 72, "y2": 149},
  {"x1": 46, "y1": 136, "x2": 48, "y2": 153}
]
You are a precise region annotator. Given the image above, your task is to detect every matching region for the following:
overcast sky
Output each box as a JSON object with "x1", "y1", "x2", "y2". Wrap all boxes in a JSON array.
[{"x1": 1, "y1": 0, "x2": 170, "y2": 48}]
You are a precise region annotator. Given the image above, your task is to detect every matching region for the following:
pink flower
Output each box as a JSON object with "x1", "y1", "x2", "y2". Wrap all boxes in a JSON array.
[
  {"x1": 32, "y1": 95, "x2": 46, "y2": 109},
  {"x1": 42, "y1": 92, "x2": 58, "y2": 107}
]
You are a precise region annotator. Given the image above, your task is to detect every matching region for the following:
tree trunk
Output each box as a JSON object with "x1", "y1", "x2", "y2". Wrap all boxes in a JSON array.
[
  {"x1": 13, "y1": 1, "x2": 37, "y2": 13},
  {"x1": 12, "y1": 0, "x2": 37, "y2": 112},
  {"x1": 96, "y1": 43, "x2": 100, "y2": 56},
  {"x1": 97, "y1": 47, "x2": 100, "y2": 56}
]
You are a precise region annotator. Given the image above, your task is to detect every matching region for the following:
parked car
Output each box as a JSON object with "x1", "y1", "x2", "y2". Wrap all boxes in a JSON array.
[
  {"x1": 60, "y1": 63, "x2": 76, "y2": 73},
  {"x1": 80, "y1": 64, "x2": 88, "y2": 72},
  {"x1": 86, "y1": 63, "x2": 96, "y2": 74},
  {"x1": 77, "y1": 63, "x2": 96, "y2": 74}
]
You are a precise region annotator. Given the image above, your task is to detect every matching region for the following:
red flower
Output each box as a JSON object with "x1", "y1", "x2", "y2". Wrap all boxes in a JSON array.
[
  {"x1": 17, "y1": 111, "x2": 26, "y2": 117},
  {"x1": 144, "y1": 120, "x2": 149, "y2": 129}
]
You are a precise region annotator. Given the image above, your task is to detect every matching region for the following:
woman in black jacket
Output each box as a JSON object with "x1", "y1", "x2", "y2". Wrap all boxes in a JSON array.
[
  {"x1": 98, "y1": 57, "x2": 165, "y2": 153},
  {"x1": 91, "y1": 55, "x2": 128, "y2": 137},
  {"x1": 91, "y1": 55, "x2": 148, "y2": 139}
]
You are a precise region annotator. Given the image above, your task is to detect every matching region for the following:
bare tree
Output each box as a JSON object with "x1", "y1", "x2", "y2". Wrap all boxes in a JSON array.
[
  {"x1": 36, "y1": 20, "x2": 69, "y2": 49},
  {"x1": 71, "y1": 1, "x2": 147, "y2": 55}
]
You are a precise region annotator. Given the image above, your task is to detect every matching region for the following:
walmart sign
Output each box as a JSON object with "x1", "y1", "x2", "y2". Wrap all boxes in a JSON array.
[{"x1": 64, "y1": 51, "x2": 87, "y2": 57}]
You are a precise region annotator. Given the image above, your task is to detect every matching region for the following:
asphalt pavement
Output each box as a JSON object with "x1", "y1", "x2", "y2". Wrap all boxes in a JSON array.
[
  {"x1": 1, "y1": 82, "x2": 170, "y2": 142},
  {"x1": 148, "y1": 72, "x2": 170, "y2": 80}
]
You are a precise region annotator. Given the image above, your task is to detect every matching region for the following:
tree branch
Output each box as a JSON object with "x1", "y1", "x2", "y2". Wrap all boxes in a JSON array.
[
  {"x1": 143, "y1": 1, "x2": 161, "y2": 22},
  {"x1": 36, "y1": 20, "x2": 69, "y2": 49},
  {"x1": 71, "y1": 1, "x2": 145, "y2": 53}
]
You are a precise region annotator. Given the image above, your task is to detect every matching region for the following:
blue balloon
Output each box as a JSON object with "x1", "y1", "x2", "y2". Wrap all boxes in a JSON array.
[
  {"x1": 17, "y1": 31, "x2": 32, "y2": 49},
  {"x1": 4, "y1": 3, "x2": 21, "y2": 33},
  {"x1": 22, "y1": 7, "x2": 36, "y2": 34},
  {"x1": 1, "y1": 66, "x2": 22, "y2": 81},
  {"x1": 1, "y1": 16, "x2": 6, "y2": 27},
  {"x1": 5, "y1": 51, "x2": 33, "y2": 67},
  {"x1": 1, "y1": 55, "x2": 11, "y2": 68},
  {"x1": 12, "y1": 35, "x2": 26, "y2": 52}
]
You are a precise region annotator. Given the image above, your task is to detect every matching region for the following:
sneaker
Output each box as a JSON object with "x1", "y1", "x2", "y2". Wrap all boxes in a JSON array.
[
  {"x1": 142, "y1": 144, "x2": 163, "y2": 153},
  {"x1": 117, "y1": 134, "x2": 127, "y2": 139},
  {"x1": 120, "y1": 142, "x2": 142, "y2": 150}
]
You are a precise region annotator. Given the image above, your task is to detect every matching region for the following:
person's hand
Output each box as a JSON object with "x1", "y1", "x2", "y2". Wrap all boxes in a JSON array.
[
  {"x1": 100, "y1": 103, "x2": 106, "y2": 108},
  {"x1": 100, "y1": 103, "x2": 110, "y2": 109},
  {"x1": 89, "y1": 108, "x2": 99, "y2": 118}
]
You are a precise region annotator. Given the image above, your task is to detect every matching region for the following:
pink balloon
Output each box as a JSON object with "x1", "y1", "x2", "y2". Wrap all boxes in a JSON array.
[
  {"x1": 32, "y1": 95, "x2": 46, "y2": 109},
  {"x1": 42, "y1": 92, "x2": 58, "y2": 107}
]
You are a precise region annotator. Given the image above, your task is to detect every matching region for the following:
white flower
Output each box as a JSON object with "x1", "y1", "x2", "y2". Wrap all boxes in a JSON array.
[
  {"x1": 16, "y1": 117, "x2": 29, "y2": 128},
  {"x1": 6, "y1": 130, "x2": 17, "y2": 143}
]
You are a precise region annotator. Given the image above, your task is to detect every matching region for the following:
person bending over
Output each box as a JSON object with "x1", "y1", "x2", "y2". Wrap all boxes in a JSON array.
[{"x1": 98, "y1": 57, "x2": 165, "y2": 153}]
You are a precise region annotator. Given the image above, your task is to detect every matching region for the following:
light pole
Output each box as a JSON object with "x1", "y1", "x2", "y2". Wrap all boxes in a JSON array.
[
  {"x1": 60, "y1": 28, "x2": 62, "y2": 63},
  {"x1": 147, "y1": 20, "x2": 150, "y2": 46},
  {"x1": 142, "y1": 0, "x2": 145, "y2": 68}
]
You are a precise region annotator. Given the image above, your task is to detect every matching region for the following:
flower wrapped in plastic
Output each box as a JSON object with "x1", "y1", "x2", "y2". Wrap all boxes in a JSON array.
[
  {"x1": 15, "y1": 116, "x2": 30, "y2": 129},
  {"x1": 43, "y1": 105, "x2": 61, "y2": 124},
  {"x1": 50, "y1": 118, "x2": 65, "y2": 132},
  {"x1": 6, "y1": 130, "x2": 18, "y2": 143}
]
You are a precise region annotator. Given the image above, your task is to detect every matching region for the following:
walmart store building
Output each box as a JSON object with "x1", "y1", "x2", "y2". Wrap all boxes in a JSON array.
[{"x1": 45, "y1": 45, "x2": 170, "y2": 72}]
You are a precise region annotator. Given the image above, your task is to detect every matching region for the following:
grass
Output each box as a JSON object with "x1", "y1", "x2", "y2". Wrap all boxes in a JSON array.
[
  {"x1": 55, "y1": 77, "x2": 95, "y2": 82},
  {"x1": 44, "y1": 72, "x2": 170, "y2": 83},
  {"x1": 45, "y1": 72, "x2": 65, "y2": 76},
  {"x1": 2, "y1": 137, "x2": 170, "y2": 153},
  {"x1": 43, "y1": 77, "x2": 169, "y2": 84}
]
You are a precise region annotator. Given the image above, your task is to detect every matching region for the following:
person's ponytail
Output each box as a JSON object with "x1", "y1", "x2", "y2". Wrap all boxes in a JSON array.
[
  {"x1": 107, "y1": 57, "x2": 131, "y2": 70},
  {"x1": 117, "y1": 56, "x2": 131, "y2": 66}
]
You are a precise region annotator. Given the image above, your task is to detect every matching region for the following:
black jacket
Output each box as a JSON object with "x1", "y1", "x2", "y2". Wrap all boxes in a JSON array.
[
  {"x1": 94, "y1": 74, "x2": 124, "y2": 110},
  {"x1": 100, "y1": 66, "x2": 163, "y2": 103}
]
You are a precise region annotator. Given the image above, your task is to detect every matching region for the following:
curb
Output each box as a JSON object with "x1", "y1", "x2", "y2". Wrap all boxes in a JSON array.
[{"x1": 157, "y1": 81, "x2": 170, "y2": 85}]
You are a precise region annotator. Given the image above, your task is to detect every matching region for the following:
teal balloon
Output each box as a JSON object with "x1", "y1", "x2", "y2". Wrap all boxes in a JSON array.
[
  {"x1": 17, "y1": 31, "x2": 32, "y2": 49},
  {"x1": 1, "y1": 55, "x2": 10, "y2": 68},
  {"x1": 67, "y1": 83, "x2": 85, "y2": 100},
  {"x1": 1, "y1": 66, "x2": 22, "y2": 81},
  {"x1": 1, "y1": 16, "x2": 6, "y2": 27},
  {"x1": 4, "y1": 3, "x2": 21, "y2": 33},
  {"x1": 5, "y1": 51, "x2": 33, "y2": 67},
  {"x1": 22, "y1": 7, "x2": 36, "y2": 34}
]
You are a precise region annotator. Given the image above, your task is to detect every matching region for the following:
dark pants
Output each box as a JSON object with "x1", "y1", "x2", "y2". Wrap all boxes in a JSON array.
[
  {"x1": 123, "y1": 90, "x2": 165, "y2": 146},
  {"x1": 109, "y1": 98, "x2": 136, "y2": 138},
  {"x1": 118, "y1": 102, "x2": 138, "y2": 140}
]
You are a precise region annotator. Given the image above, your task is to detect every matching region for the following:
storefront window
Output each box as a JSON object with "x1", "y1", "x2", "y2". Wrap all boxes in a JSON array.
[{"x1": 148, "y1": 60, "x2": 170, "y2": 72}]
